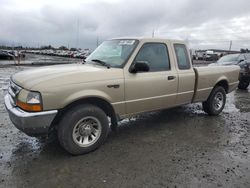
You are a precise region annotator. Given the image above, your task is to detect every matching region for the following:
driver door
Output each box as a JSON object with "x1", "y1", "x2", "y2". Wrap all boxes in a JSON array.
[{"x1": 124, "y1": 42, "x2": 178, "y2": 115}]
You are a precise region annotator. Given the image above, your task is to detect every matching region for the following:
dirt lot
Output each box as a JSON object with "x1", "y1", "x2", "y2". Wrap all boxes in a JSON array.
[{"x1": 0, "y1": 61, "x2": 250, "y2": 188}]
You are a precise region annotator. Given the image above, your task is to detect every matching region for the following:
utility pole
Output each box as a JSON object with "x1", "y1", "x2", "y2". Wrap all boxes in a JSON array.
[
  {"x1": 152, "y1": 29, "x2": 155, "y2": 38},
  {"x1": 229, "y1": 40, "x2": 232, "y2": 51},
  {"x1": 76, "y1": 18, "x2": 79, "y2": 48},
  {"x1": 96, "y1": 36, "x2": 99, "y2": 47}
]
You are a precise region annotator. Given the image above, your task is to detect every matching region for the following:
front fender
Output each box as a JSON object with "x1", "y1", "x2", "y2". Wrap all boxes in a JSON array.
[{"x1": 62, "y1": 89, "x2": 112, "y2": 108}]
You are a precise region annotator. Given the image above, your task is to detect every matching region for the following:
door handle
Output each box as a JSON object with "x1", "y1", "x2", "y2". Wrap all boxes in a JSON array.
[
  {"x1": 107, "y1": 84, "x2": 120, "y2": 89},
  {"x1": 168, "y1": 76, "x2": 176, "y2": 80}
]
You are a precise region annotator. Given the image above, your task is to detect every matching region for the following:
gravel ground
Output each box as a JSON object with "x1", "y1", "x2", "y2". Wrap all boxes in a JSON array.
[
  {"x1": 0, "y1": 53, "x2": 81, "y2": 67},
  {"x1": 0, "y1": 60, "x2": 249, "y2": 188}
]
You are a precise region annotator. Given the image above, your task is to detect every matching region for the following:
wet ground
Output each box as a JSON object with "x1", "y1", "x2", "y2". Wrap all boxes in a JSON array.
[{"x1": 0, "y1": 58, "x2": 249, "y2": 188}]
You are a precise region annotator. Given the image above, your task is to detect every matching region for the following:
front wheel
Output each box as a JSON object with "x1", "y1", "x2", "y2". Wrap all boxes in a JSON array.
[
  {"x1": 202, "y1": 86, "x2": 226, "y2": 116},
  {"x1": 57, "y1": 104, "x2": 109, "y2": 155}
]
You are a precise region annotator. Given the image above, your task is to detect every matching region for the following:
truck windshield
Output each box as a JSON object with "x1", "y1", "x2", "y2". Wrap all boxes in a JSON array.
[
  {"x1": 85, "y1": 39, "x2": 138, "y2": 68},
  {"x1": 217, "y1": 54, "x2": 239, "y2": 64}
]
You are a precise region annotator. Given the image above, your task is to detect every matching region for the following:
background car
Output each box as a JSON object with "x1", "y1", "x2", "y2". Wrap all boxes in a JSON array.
[
  {"x1": 209, "y1": 53, "x2": 250, "y2": 89},
  {"x1": 0, "y1": 50, "x2": 14, "y2": 60}
]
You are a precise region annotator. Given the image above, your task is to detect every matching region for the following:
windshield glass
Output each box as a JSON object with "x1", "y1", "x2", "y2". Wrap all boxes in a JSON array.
[
  {"x1": 86, "y1": 39, "x2": 139, "y2": 68},
  {"x1": 217, "y1": 54, "x2": 239, "y2": 64}
]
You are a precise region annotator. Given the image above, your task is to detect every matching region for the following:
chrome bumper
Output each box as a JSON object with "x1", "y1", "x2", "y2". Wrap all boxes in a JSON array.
[{"x1": 4, "y1": 94, "x2": 58, "y2": 136}]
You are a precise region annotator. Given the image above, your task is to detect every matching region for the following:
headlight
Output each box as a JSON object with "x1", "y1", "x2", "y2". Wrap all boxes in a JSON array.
[
  {"x1": 27, "y1": 91, "x2": 41, "y2": 104},
  {"x1": 17, "y1": 91, "x2": 43, "y2": 112}
]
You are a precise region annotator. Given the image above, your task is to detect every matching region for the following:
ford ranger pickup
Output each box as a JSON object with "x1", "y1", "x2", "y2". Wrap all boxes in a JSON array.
[{"x1": 5, "y1": 38, "x2": 240, "y2": 155}]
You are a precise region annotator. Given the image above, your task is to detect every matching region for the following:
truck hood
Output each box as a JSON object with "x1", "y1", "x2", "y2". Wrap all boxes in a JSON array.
[{"x1": 12, "y1": 64, "x2": 124, "y2": 90}]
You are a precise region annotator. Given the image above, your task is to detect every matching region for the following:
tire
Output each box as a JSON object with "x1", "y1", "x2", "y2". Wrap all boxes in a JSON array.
[
  {"x1": 238, "y1": 80, "x2": 249, "y2": 90},
  {"x1": 57, "y1": 104, "x2": 109, "y2": 155},
  {"x1": 202, "y1": 86, "x2": 226, "y2": 116}
]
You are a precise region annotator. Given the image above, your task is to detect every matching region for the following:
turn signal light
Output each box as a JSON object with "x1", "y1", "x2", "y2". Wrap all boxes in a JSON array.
[{"x1": 17, "y1": 100, "x2": 42, "y2": 112}]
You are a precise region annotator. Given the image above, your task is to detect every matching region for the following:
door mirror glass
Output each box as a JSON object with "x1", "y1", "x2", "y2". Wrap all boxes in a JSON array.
[{"x1": 129, "y1": 61, "x2": 149, "y2": 73}]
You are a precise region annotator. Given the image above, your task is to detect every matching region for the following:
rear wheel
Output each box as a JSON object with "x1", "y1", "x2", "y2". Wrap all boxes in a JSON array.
[
  {"x1": 57, "y1": 104, "x2": 109, "y2": 155},
  {"x1": 202, "y1": 86, "x2": 226, "y2": 116}
]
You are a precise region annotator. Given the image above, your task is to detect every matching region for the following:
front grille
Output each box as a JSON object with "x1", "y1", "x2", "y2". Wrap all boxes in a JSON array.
[{"x1": 8, "y1": 80, "x2": 22, "y2": 106}]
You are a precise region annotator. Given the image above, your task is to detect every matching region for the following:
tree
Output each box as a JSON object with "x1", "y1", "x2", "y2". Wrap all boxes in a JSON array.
[
  {"x1": 40, "y1": 45, "x2": 54, "y2": 50},
  {"x1": 58, "y1": 46, "x2": 68, "y2": 50},
  {"x1": 70, "y1": 48, "x2": 77, "y2": 51},
  {"x1": 240, "y1": 48, "x2": 250, "y2": 53}
]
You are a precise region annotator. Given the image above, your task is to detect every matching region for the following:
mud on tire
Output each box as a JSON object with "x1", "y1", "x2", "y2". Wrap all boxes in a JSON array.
[
  {"x1": 202, "y1": 86, "x2": 226, "y2": 116},
  {"x1": 57, "y1": 104, "x2": 109, "y2": 155}
]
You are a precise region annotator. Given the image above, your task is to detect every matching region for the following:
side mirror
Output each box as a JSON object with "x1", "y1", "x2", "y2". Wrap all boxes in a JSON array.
[
  {"x1": 239, "y1": 59, "x2": 245, "y2": 63},
  {"x1": 129, "y1": 61, "x2": 149, "y2": 73}
]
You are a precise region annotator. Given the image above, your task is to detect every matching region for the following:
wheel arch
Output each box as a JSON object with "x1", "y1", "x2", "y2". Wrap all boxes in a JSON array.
[
  {"x1": 50, "y1": 96, "x2": 117, "y2": 131},
  {"x1": 214, "y1": 79, "x2": 229, "y2": 93}
]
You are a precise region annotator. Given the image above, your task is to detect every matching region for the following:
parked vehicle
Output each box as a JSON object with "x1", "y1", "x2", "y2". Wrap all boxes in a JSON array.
[
  {"x1": 209, "y1": 53, "x2": 250, "y2": 90},
  {"x1": 205, "y1": 54, "x2": 219, "y2": 61},
  {"x1": 0, "y1": 50, "x2": 14, "y2": 60},
  {"x1": 25, "y1": 49, "x2": 91, "y2": 59},
  {"x1": 238, "y1": 60, "x2": 250, "y2": 89},
  {"x1": 5, "y1": 38, "x2": 240, "y2": 155},
  {"x1": 204, "y1": 50, "x2": 219, "y2": 61},
  {"x1": 193, "y1": 50, "x2": 219, "y2": 61}
]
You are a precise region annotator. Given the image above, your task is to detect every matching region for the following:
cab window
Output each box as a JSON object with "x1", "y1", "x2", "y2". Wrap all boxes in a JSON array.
[
  {"x1": 174, "y1": 44, "x2": 191, "y2": 70},
  {"x1": 134, "y1": 43, "x2": 170, "y2": 72}
]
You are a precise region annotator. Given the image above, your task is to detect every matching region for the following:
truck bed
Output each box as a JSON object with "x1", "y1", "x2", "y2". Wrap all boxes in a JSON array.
[{"x1": 192, "y1": 65, "x2": 240, "y2": 103}]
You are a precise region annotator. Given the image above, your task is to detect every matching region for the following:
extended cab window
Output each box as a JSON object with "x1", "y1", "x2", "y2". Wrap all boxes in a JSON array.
[
  {"x1": 134, "y1": 43, "x2": 170, "y2": 72},
  {"x1": 174, "y1": 44, "x2": 191, "y2": 70}
]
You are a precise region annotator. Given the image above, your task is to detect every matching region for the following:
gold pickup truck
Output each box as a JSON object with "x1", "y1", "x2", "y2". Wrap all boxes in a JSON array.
[{"x1": 5, "y1": 38, "x2": 240, "y2": 155}]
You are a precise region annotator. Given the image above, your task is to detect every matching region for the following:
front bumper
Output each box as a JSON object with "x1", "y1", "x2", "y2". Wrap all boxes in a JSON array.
[{"x1": 4, "y1": 94, "x2": 58, "y2": 136}]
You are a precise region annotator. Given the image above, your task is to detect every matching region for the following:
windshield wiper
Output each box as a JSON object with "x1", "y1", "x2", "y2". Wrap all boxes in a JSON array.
[{"x1": 91, "y1": 59, "x2": 110, "y2": 68}]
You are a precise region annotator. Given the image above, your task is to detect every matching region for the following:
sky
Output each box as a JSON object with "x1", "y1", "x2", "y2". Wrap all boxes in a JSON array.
[{"x1": 0, "y1": 0, "x2": 250, "y2": 50}]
